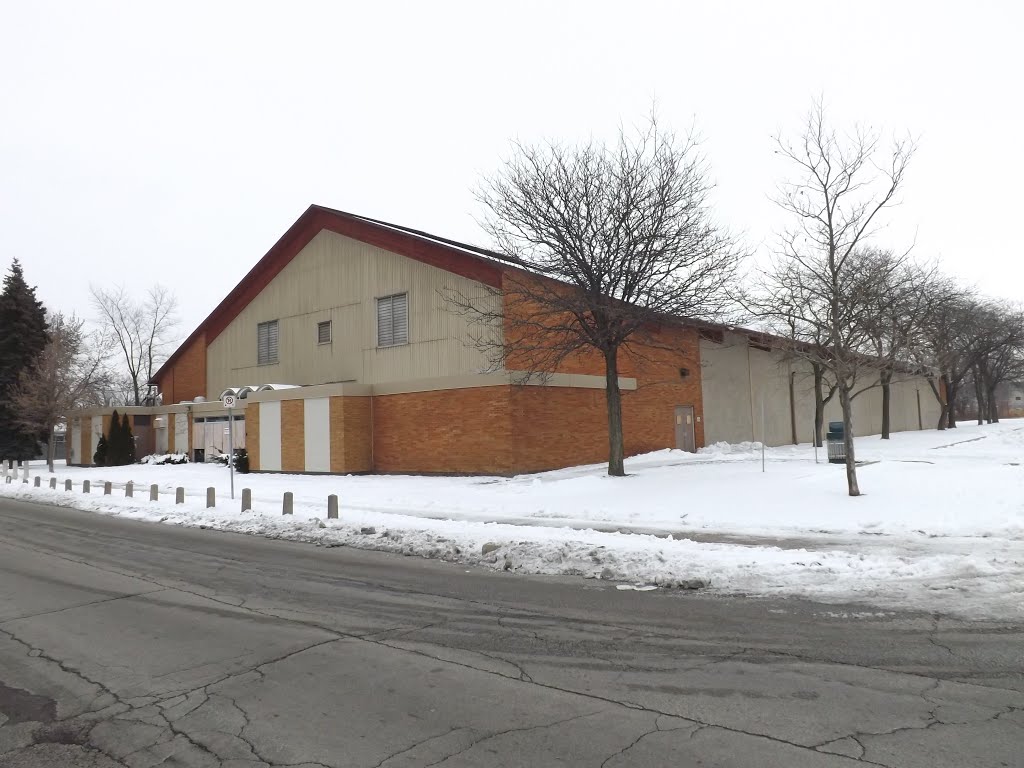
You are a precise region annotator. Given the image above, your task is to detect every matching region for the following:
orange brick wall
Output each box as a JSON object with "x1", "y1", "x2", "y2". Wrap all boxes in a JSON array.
[
  {"x1": 372, "y1": 387, "x2": 514, "y2": 474},
  {"x1": 80, "y1": 421, "x2": 90, "y2": 466},
  {"x1": 329, "y1": 397, "x2": 372, "y2": 473},
  {"x1": 280, "y1": 400, "x2": 304, "y2": 472},
  {"x1": 247, "y1": 406, "x2": 261, "y2": 471},
  {"x1": 156, "y1": 333, "x2": 207, "y2": 405}
]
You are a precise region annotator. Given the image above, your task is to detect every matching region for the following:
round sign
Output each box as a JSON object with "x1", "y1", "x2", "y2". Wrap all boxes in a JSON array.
[{"x1": 222, "y1": 394, "x2": 237, "y2": 409}]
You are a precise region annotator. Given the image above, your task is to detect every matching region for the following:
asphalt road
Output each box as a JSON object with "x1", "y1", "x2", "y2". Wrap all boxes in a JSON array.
[{"x1": 0, "y1": 498, "x2": 1021, "y2": 767}]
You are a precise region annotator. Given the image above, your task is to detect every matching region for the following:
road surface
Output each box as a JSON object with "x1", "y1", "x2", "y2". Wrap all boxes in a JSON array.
[{"x1": 0, "y1": 497, "x2": 1021, "y2": 767}]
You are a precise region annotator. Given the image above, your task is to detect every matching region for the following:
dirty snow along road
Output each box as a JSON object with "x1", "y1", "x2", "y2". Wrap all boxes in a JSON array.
[{"x1": 2, "y1": 421, "x2": 1022, "y2": 619}]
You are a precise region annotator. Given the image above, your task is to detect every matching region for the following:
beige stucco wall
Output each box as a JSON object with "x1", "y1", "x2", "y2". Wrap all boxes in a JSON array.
[
  {"x1": 205, "y1": 230, "x2": 500, "y2": 397},
  {"x1": 700, "y1": 332, "x2": 943, "y2": 446}
]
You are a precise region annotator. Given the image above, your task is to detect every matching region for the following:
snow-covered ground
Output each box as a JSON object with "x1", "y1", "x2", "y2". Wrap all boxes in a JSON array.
[{"x1": 3, "y1": 422, "x2": 1022, "y2": 620}]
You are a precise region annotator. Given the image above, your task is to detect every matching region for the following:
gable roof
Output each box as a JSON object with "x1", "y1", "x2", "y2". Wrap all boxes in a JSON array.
[{"x1": 151, "y1": 204, "x2": 517, "y2": 385}]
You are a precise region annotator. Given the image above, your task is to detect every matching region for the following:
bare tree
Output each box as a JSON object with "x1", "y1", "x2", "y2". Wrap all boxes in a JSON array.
[
  {"x1": 970, "y1": 304, "x2": 1024, "y2": 424},
  {"x1": 858, "y1": 251, "x2": 936, "y2": 439},
  {"x1": 11, "y1": 313, "x2": 107, "y2": 472},
  {"x1": 454, "y1": 115, "x2": 744, "y2": 476},
  {"x1": 91, "y1": 284, "x2": 179, "y2": 406},
  {"x1": 751, "y1": 101, "x2": 914, "y2": 496},
  {"x1": 915, "y1": 283, "x2": 986, "y2": 429}
]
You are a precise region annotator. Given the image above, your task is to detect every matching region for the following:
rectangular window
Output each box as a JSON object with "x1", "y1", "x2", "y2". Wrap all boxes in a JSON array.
[
  {"x1": 376, "y1": 293, "x2": 408, "y2": 347},
  {"x1": 257, "y1": 320, "x2": 279, "y2": 365},
  {"x1": 317, "y1": 320, "x2": 332, "y2": 345}
]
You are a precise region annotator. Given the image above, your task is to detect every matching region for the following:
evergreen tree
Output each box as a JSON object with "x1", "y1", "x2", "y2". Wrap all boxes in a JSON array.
[
  {"x1": 119, "y1": 415, "x2": 136, "y2": 465},
  {"x1": 0, "y1": 260, "x2": 49, "y2": 461},
  {"x1": 107, "y1": 411, "x2": 123, "y2": 465},
  {"x1": 93, "y1": 435, "x2": 109, "y2": 467}
]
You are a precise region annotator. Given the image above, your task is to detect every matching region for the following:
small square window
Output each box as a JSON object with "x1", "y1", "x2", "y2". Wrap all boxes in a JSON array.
[
  {"x1": 257, "y1": 320, "x2": 279, "y2": 365},
  {"x1": 376, "y1": 293, "x2": 408, "y2": 347},
  {"x1": 317, "y1": 320, "x2": 332, "y2": 345}
]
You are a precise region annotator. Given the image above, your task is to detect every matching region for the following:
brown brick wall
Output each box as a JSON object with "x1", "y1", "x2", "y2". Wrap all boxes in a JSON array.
[
  {"x1": 156, "y1": 333, "x2": 207, "y2": 405},
  {"x1": 372, "y1": 386, "x2": 514, "y2": 474},
  {"x1": 80, "y1": 420, "x2": 90, "y2": 466},
  {"x1": 329, "y1": 396, "x2": 372, "y2": 473},
  {"x1": 280, "y1": 400, "x2": 305, "y2": 472},
  {"x1": 247, "y1": 406, "x2": 261, "y2": 471}
]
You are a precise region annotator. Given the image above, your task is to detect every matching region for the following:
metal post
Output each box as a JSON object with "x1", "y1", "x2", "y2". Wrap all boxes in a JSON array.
[{"x1": 228, "y1": 407, "x2": 235, "y2": 500}]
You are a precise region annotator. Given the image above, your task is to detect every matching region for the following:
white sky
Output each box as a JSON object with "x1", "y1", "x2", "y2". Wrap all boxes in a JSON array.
[{"x1": 2, "y1": 1, "x2": 1021, "y2": 341}]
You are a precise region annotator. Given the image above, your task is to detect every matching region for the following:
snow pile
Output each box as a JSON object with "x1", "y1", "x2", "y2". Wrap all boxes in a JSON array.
[
  {"x1": 4, "y1": 421, "x2": 1023, "y2": 619},
  {"x1": 140, "y1": 453, "x2": 190, "y2": 465}
]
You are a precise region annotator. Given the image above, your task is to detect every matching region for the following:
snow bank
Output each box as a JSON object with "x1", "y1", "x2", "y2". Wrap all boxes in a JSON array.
[{"x1": 4, "y1": 421, "x2": 1022, "y2": 620}]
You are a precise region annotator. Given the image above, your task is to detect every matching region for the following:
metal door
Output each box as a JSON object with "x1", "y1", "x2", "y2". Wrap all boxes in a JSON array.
[{"x1": 675, "y1": 405, "x2": 696, "y2": 452}]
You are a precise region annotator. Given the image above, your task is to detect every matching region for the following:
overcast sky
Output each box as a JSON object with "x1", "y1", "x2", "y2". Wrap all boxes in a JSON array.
[{"x1": 2, "y1": 1, "x2": 1021, "y2": 341}]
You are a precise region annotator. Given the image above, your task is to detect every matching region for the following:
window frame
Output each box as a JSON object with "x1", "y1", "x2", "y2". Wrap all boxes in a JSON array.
[
  {"x1": 257, "y1": 319, "x2": 279, "y2": 366},
  {"x1": 376, "y1": 292, "x2": 409, "y2": 348},
  {"x1": 317, "y1": 320, "x2": 332, "y2": 345}
]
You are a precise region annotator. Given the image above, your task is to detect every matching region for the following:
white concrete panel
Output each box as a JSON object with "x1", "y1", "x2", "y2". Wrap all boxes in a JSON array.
[
  {"x1": 303, "y1": 398, "x2": 331, "y2": 473},
  {"x1": 71, "y1": 422, "x2": 82, "y2": 465},
  {"x1": 155, "y1": 422, "x2": 168, "y2": 454},
  {"x1": 259, "y1": 401, "x2": 282, "y2": 472},
  {"x1": 174, "y1": 414, "x2": 189, "y2": 456}
]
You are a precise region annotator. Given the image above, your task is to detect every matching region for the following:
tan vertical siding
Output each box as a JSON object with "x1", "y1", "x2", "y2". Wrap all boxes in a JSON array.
[{"x1": 205, "y1": 230, "x2": 499, "y2": 396}]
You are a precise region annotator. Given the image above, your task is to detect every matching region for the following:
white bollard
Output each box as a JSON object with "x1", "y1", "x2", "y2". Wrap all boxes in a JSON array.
[
  {"x1": 327, "y1": 494, "x2": 338, "y2": 520},
  {"x1": 206, "y1": 487, "x2": 215, "y2": 508},
  {"x1": 176, "y1": 487, "x2": 185, "y2": 504},
  {"x1": 125, "y1": 481, "x2": 133, "y2": 498},
  {"x1": 241, "y1": 488, "x2": 251, "y2": 513},
  {"x1": 82, "y1": 480, "x2": 90, "y2": 493},
  {"x1": 65, "y1": 479, "x2": 72, "y2": 491},
  {"x1": 104, "y1": 481, "x2": 112, "y2": 495},
  {"x1": 34, "y1": 477, "x2": 41, "y2": 488},
  {"x1": 49, "y1": 477, "x2": 56, "y2": 490},
  {"x1": 282, "y1": 492, "x2": 293, "y2": 515},
  {"x1": 150, "y1": 484, "x2": 158, "y2": 501}
]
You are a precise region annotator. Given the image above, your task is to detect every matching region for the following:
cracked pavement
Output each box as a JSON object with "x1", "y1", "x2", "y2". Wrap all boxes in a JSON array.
[{"x1": 0, "y1": 497, "x2": 1021, "y2": 767}]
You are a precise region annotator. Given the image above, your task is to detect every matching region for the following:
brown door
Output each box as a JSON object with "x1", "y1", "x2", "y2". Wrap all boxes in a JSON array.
[{"x1": 675, "y1": 405, "x2": 696, "y2": 452}]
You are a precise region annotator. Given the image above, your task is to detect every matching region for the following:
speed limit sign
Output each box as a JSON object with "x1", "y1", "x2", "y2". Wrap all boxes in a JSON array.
[{"x1": 222, "y1": 394, "x2": 237, "y2": 409}]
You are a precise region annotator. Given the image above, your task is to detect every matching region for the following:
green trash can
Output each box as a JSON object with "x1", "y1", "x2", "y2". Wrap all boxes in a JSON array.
[{"x1": 826, "y1": 421, "x2": 845, "y2": 464}]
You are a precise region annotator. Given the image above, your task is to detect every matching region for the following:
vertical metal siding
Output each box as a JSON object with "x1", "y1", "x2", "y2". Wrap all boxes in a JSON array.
[{"x1": 205, "y1": 230, "x2": 499, "y2": 395}]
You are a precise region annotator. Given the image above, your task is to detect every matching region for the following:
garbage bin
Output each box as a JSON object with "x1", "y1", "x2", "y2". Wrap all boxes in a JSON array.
[{"x1": 826, "y1": 421, "x2": 845, "y2": 464}]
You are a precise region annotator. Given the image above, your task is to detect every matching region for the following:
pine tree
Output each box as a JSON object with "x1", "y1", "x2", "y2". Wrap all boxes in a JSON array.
[
  {"x1": 107, "y1": 411, "x2": 123, "y2": 465},
  {"x1": 120, "y1": 415, "x2": 136, "y2": 465},
  {"x1": 93, "y1": 435, "x2": 109, "y2": 466},
  {"x1": 0, "y1": 260, "x2": 49, "y2": 461}
]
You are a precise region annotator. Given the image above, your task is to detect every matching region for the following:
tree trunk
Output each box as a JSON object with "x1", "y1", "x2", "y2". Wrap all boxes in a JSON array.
[
  {"x1": 943, "y1": 375, "x2": 957, "y2": 429},
  {"x1": 974, "y1": 371, "x2": 985, "y2": 425},
  {"x1": 987, "y1": 386, "x2": 1000, "y2": 423},
  {"x1": 813, "y1": 364, "x2": 825, "y2": 448},
  {"x1": 926, "y1": 375, "x2": 947, "y2": 430},
  {"x1": 838, "y1": 382, "x2": 860, "y2": 497},
  {"x1": 47, "y1": 427, "x2": 56, "y2": 474},
  {"x1": 880, "y1": 369, "x2": 893, "y2": 439},
  {"x1": 604, "y1": 348, "x2": 625, "y2": 477}
]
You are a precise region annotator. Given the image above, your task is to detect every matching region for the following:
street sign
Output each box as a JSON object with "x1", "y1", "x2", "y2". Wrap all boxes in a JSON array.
[
  {"x1": 222, "y1": 393, "x2": 237, "y2": 499},
  {"x1": 222, "y1": 394, "x2": 237, "y2": 409}
]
